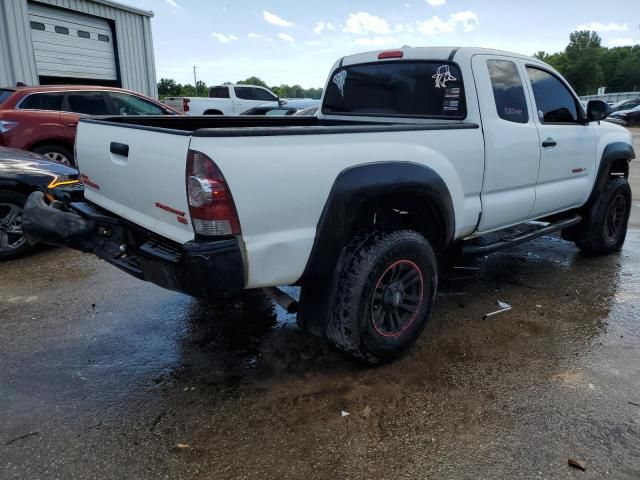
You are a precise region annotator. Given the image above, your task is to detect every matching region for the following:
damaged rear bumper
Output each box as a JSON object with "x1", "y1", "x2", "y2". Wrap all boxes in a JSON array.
[{"x1": 22, "y1": 192, "x2": 245, "y2": 297}]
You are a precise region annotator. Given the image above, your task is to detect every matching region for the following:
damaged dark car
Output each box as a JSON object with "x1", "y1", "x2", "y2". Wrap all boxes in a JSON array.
[{"x1": 0, "y1": 147, "x2": 83, "y2": 260}]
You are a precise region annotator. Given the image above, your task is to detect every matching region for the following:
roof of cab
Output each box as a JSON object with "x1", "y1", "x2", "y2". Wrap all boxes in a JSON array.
[{"x1": 340, "y1": 46, "x2": 537, "y2": 68}]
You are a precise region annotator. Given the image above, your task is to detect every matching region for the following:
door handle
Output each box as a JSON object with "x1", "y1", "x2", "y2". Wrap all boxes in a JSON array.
[
  {"x1": 542, "y1": 138, "x2": 557, "y2": 148},
  {"x1": 110, "y1": 142, "x2": 129, "y2": 157}
]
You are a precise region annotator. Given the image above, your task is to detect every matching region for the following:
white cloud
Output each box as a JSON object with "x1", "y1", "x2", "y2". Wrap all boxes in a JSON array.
[
  {"x1": 343, "y1": 12, "x2": 391, "y2": 35},
  {"x1": 247, "y1": 33, "x2": 273, "y2": 42},
  {"x1": 576, "y1": 22, "x2": 628, "y2": 32},
  {"x1": 164, "y1": 0, "x2": 180, "y2": 8},
  {"x1": 263, "y1": 10, "x2": 294, "y2": 27},
  {"x1": 278, "y1": 33, "x2": 295, "y2": 42},
  {"x1": 415, "y1": 16, "x2": 454, "y2": 35},
  {"x1": 211, "y1": 32, "x2": 238, "y2": 43},
  {"x1": 608, "y1": 37, "x2": 638, "y2": 47},
  {"x1": 415, "y1": 11, "x2": 479, "y2": 35},
  {"x1": 314, "y1": 21, "x2": 336, "y2": 34},
  {"x1": 355, "y1": 36, "x2": 400, "y2": 47},
  {"x1": 305, "y1": 40, "x2": 323, "y2": 46},
  {"x1": 450, "y1": 11, "x2": 479, "y2": 32},
  {"x1": 425, "y1": 0, "x2": 446, "y2": 5}
]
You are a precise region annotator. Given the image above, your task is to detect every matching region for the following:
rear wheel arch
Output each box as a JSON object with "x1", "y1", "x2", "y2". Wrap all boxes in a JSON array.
[
  {"x1": 28, "y1": 140, "x2": 74, "y2": 165},
  {"x1": 300, "y1": 162, "x2": 455, "y2": 283},
  {"x1": 203, "y1": 109, "x2": 223, "y2": 115},
  {"x1": 297, "y1": 162, "x2": 453, "y2": 337}
]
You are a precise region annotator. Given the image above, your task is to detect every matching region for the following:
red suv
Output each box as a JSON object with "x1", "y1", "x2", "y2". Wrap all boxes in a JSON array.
[{"x1": 0, "y1": 86, "x2": 180, "y2": 166}]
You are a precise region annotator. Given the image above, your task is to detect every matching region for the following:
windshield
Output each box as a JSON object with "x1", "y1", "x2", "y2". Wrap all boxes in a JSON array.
[
  {"x1": 322, "y1": 61, "x2": 466, "y2": 119},
  {"x1": 0, "y1": 89, "x2": 14, "y2": 106}
]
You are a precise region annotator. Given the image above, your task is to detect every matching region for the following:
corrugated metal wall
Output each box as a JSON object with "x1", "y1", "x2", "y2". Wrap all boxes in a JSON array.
[{"x1": 0, "y1": 0, "x2": 157, "y2": 98}]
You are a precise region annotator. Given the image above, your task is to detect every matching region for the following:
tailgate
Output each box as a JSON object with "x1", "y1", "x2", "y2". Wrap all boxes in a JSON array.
[
  {"x1": 163, "y1": 97, "x2": 185, "y2": 113},
  {"x1": 75, "y1": 120, "x2": 194, "y2": 244}
]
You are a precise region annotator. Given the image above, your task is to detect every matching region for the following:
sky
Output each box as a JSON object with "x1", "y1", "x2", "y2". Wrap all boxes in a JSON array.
[{"x1": 123, "y1": 0, "x2": 640, "y2": 89}]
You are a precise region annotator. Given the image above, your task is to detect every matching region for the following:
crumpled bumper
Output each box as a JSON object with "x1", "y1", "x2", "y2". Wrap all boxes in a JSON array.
[{"x1": 22, "y1": 191, "x2": 245, "y2": 296}]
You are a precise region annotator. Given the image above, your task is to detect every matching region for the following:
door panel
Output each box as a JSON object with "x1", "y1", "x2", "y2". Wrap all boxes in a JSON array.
[
  {"x1": 472, "y1": 55, "x2": 541, "y2": 232},
  {"x1": 523, "y1": 66, "x2": 596, "y2": 217}
]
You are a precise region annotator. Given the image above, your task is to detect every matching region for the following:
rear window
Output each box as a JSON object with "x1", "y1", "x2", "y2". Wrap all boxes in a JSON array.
[
  {"x1": 322, "y1": 61, "x2": 466, "y2": 119},
  {"x1": 19, "y1": 92, "x2": 65, "y2": 111},
  {"x1": 0, "y1": 89, "x2": 14, "y2": 106}
]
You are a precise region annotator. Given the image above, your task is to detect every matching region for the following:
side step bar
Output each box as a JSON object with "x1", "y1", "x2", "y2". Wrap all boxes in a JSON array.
[{"x1": 462, "y1": 214, "x2": 582, "y2": 256}]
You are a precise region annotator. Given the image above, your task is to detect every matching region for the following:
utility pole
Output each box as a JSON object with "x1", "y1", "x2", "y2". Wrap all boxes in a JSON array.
[{"x1": 193, "y1": 66, "x2": 198, "y2": 96}]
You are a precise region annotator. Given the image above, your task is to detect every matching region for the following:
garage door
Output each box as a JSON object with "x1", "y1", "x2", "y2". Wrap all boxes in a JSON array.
[{"x1": 28, "y1": 3, "x2": 117, "y2": 81}]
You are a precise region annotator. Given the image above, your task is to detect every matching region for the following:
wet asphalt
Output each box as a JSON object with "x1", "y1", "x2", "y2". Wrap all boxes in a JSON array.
[{"x1": 1, "y1": 131, "x2": 640, "y2": 480}]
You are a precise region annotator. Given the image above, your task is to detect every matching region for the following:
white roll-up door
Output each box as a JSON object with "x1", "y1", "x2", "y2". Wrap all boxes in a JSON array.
[{"x1": 27, "y1": 3, "x2": 118, "y2": 81}]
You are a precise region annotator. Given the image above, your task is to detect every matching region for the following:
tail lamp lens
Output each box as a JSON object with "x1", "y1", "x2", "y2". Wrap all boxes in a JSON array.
[
  {"x1": 186, "y1": 150, "x2": 240, "y2": 236},
  {"x1": 182, "y1": 98, "x2": 190, "y2": 112}
]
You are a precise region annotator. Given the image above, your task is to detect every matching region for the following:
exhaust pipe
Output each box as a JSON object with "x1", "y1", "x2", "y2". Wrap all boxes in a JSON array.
[{"x1": 263, "y1": 287, "x2": 299, "y2": 314}]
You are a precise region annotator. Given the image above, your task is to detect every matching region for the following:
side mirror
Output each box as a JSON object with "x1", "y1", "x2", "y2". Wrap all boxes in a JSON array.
[{"x1": 587, "y1": 100, "x2": 610, "y2": 122}]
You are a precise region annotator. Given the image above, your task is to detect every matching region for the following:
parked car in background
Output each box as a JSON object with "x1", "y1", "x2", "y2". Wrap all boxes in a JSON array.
[
  {"x1": 163, "y1": 85, "x2": 279, "y2": 116},
  {"x1": 0, "y1": 147, "x2": 82, "y2": 260},
  {"x1": 609, "y1": 98, "x2": 640, "y2": 114},
  {"x1": 608, "y1": 105, "x2": 640, "y2": 127},
  {"x1": 240, "y1": 99, "x2": 320, "y2": 116},
  {"x1": 0, "y1": 85, "x2": 180, "y2": 166}
]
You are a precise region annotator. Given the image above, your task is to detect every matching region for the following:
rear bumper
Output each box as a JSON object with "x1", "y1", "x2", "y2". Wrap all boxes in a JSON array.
[{"x1": 22, "y1": 192, "x2": 245, "y2": 296}]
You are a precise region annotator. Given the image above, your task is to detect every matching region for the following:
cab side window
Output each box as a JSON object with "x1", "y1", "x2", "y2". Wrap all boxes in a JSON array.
[
  {"x1": 526, "y1": 66, "x2": 579, "y2": 123},
  {"x1": 487, "y1": 60, "x2": 529, "y2": 124},
  {"x1": 65, "y1": 91, "x2": 110, "y2": 115}
]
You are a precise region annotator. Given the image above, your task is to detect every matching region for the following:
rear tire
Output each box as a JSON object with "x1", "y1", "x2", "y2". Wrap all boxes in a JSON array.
[
  {"x1": 32, "y1": 144, "x2": 74, "y2": 167},
  {"x1": 0, "y1": 191, "x2": 33, "y2": 260},
  {"x1": 327, "y1": 230, "x2": 438, "y2": 364},
  {"x1": 574, "y1": 176, "x2": 631, "y2": 255}
]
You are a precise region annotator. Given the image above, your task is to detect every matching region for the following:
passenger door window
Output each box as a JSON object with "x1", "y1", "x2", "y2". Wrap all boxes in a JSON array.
[
  {"x1": 65, "y1": 91, "x2": 110, "y2": 115},
  {"x1": 487, "y1": 60, "x2": 528, "y2": 124},
  {"x1": 107, "y1": 92, "x2": 166, "y2": 115},
  {"x1": 526, "y1": 67, "x2": 579, "y2": 124},
  {"x1": 19, "y1": 92, "x2": 65, "y2": 111}
]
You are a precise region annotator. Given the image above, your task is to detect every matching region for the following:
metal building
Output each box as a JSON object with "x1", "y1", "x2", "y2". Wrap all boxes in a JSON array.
[{"x1": 0, "y1": 0, "x2": 157, "y2": 98}]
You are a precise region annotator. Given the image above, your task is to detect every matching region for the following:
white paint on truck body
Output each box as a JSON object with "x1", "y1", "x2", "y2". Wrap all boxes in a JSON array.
[{"x1": 74, "y1": 46, "x2": 633, "y2": 290}]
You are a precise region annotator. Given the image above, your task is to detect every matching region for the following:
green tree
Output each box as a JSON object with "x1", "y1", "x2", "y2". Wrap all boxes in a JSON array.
[
  {"x1": 157, "y1": 78, "x2": 181, "y2": 97},
  {"x1": 237, "y1": 76, "x2": 269, "y2": 88},
  {"x1": 562, "y1": 31, "x2": 604, "y2": 95}
]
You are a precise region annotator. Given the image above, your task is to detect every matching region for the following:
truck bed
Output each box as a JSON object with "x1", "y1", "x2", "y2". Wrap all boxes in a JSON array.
[{"x1": 82, "y1": 115, "x2": 479, "y2": 137}]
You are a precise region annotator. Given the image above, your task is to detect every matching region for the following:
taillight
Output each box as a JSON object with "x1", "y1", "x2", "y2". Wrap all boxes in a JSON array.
[
  {"x1": 186, "y1": 149, "x2": 240, "y2": 236},
  {"x1": 378, "y1": 50, "x2": 403, "y2": 59},
  {"x1": 182, "y1": 98, "x2": 190, "y2": 112}
]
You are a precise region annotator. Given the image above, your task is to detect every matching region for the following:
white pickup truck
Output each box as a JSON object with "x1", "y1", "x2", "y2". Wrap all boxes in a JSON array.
[
  {"x1": 24, "y1": 47, "x2": 635, "y2": 364},
  {"x1": 163, "y1": 84, "x2": 279, "y2": 116}
]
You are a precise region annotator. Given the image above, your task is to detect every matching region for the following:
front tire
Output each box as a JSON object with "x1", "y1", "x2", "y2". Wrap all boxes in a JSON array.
[
  {"x1": 327, "y1": 230, "x2": 438, "y2": 364},
  {"x1": 575, "y1": 176, "x2": 631, "y2": 255},
  {"x1": 0, "y1": 191, "x2": 33, "y2": 260}
]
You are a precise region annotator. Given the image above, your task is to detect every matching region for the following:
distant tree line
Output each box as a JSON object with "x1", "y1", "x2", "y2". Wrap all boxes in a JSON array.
[
  {"x1": 534, "y1": 31, "x2": 640, "y2": 96},
  {"x1": 157, "y1": 76, "x2": 323, "y2": 99}
]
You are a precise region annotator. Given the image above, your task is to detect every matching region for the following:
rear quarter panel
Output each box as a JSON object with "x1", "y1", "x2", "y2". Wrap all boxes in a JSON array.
[{"x1": 189, "y1": 127, "x2": 484, "y2": 288}]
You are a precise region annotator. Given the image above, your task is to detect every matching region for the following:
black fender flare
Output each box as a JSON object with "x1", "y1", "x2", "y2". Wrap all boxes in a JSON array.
[
  {"x1": 586, "y1": 142, "x2": 635, "y2": 206},
  {"x1": 296, "y1": 161, "x2": 454, "y2": 336}
]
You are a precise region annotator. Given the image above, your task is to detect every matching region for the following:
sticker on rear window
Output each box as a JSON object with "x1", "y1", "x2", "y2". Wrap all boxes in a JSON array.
[
  {"x1": 332, "y1": 70, "x2": 347, "y2": 97},
  {"x1": 432, "y1": 65, "x2": 457, "y2": 88}
]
